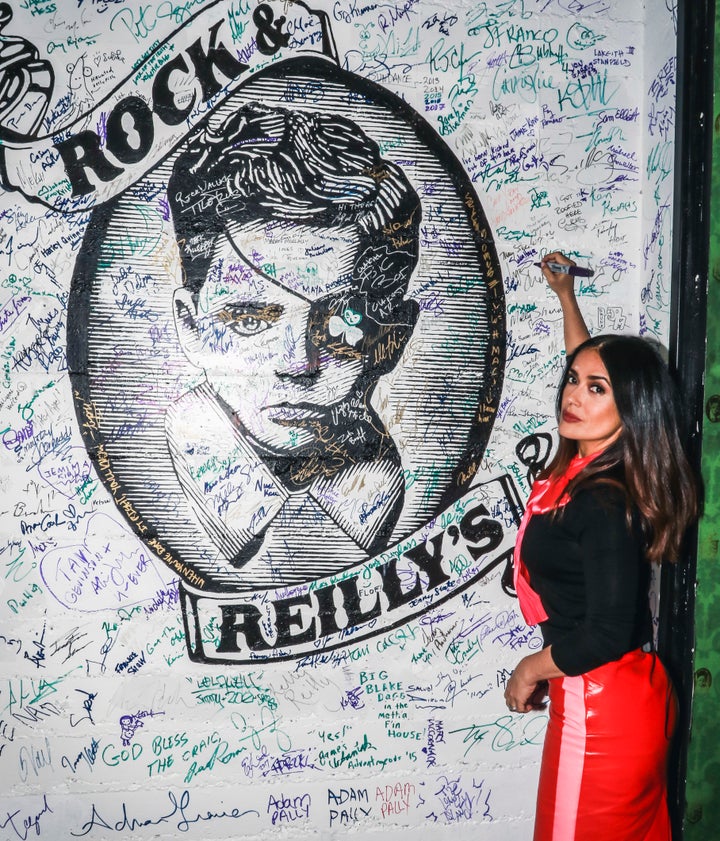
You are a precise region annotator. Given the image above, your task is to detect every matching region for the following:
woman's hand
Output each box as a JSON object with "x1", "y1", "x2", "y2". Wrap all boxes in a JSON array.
[
  {"x1": 537, "y1": 249, "x2": 590, "y2": 354},
  {"x1": 539, "y1": 251, "x2": 576, "y2": 300},
  {"x1": 504, "y1": 647, "x2": 564, "y2": 714},
  {"x1": 504, "y1": 658, "x2": 546, "y2": 714}
]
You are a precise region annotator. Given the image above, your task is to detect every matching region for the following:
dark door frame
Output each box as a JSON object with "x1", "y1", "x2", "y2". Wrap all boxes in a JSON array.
[{"x1": 661, "y1": 1, "x2": 714, "y2": 837}]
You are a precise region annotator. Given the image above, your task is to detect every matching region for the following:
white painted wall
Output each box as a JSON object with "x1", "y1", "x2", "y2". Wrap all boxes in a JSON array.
[{"x1": 0, "y1": 1, "x2": 675, "y2": 838}]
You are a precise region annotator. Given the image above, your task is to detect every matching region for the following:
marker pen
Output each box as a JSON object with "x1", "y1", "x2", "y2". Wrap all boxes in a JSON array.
[{"x1": 533, "y1": 261, "x2": 595, "y2": 278}]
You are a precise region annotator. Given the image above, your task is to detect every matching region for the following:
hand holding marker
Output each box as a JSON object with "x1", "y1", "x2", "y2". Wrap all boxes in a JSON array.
[{"x1": 533, "y1": 260, "x2": 595, "y2": 278}]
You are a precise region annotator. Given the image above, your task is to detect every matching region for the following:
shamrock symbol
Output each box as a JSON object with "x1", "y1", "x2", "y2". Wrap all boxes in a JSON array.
[{"x1": 328, "y1": 307, "x2": 363, "y2": 346}]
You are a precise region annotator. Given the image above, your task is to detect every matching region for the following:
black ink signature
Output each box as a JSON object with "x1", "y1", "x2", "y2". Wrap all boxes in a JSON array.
[
  {"x1": 71, "y1": 790, "x2": 260, "y2": 836},
  {"x1": 69, "y1": 689, "x2": 97, "y2": 727},
  {"x1": 49, "y1": 627, "x2": 92, "y2": 663},
  {"x1": 0, "y1": 794, "x2": 53, "y2": 841}
]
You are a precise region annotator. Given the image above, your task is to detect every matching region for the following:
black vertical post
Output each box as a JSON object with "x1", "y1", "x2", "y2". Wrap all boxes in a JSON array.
[{"x1": 661, "y1": 1, "x2": 714, "y2": 838}]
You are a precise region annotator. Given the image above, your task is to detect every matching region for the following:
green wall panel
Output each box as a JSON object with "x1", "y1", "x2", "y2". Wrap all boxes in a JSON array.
[{"x1": 685, "y1": 12, "x2": 720, "y2": 837}]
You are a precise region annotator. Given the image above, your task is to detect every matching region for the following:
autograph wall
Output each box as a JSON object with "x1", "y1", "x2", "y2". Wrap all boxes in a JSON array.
[{"x1": 0, "y1": 1, "x2": 676, "y2": 838}]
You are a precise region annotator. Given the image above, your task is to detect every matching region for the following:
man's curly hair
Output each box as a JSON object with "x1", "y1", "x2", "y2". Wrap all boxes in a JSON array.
[{"x1": 167, "y1": 102, "x2": 421, "y2": 328}]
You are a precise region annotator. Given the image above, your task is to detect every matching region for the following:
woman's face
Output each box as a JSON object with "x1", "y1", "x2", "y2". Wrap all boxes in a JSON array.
[{"x1": 558, "y1": 348, "x2": 622, "y2": 456}]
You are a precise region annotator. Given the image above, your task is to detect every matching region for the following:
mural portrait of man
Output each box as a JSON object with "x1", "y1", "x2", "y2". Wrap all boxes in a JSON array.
[
  {"x1": 67, "y1": 53, "x2": 505, "y2": 639},
  {"x1": 165, "y1": 102, "x2": 422, "y2": 580}
]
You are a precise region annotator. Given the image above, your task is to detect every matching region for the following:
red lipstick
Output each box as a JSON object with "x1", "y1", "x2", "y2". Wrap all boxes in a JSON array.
[{"x1": 562, "y1": 410, "x2": 581, "y2": 423}]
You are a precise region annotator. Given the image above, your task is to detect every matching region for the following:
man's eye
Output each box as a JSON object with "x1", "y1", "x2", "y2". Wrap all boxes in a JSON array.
[
  {"x1": 225, "y1": 315, "x2": 271, "y2": 336},
  {"x1": 216, "y1": 304, "x2": 282, "y2": 336}
]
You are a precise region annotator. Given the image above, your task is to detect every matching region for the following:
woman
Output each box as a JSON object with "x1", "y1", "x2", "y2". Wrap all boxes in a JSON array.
[{"x1": 505, "y1": 251, "x2": 698, "y2": 840}]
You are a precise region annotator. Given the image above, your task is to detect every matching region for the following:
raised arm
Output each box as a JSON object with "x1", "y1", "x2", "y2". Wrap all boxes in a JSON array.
[{"x1": 539, "y1": 251, "x2": 591, "y2": 355}]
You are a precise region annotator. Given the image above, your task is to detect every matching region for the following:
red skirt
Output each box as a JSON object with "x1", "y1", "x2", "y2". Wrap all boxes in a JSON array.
[{"x1": 534, "y1": 649, "x2": 677, "y2": 841}]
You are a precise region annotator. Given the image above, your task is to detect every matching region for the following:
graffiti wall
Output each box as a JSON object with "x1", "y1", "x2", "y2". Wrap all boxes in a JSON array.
[{"x1": 0, "y1": 0, "x2": 676, "y2": 838}]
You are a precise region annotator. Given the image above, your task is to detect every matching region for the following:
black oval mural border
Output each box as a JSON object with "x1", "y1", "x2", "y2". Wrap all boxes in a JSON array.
[{"x1": 67, "y1": 55, "x2": 505, "y2": 597}]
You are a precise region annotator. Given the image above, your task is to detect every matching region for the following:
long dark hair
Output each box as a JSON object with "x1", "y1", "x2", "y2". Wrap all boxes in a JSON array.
[{"x1": 542, "y1": 334, "x2": 698, "y2": 563}]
